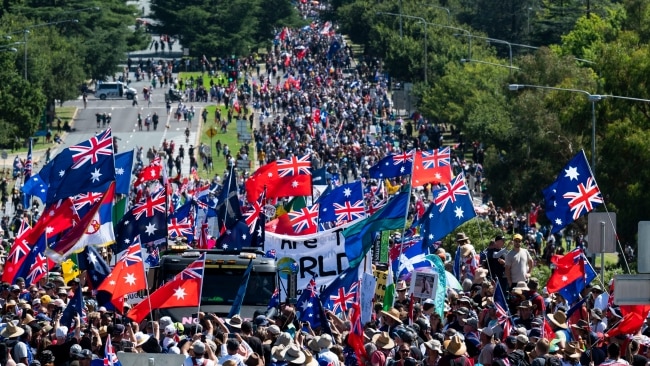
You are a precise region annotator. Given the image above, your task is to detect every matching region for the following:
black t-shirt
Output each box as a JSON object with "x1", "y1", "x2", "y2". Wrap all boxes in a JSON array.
[
  {"x1": 486, "y1": 247, "x2": 505, "y2": 278},
  {"x1": 632, "y1": 354, "x2": 647, "y2": 366},
  {"x1": 46, "y1": 338, "x2": 79, "y2": 366}
]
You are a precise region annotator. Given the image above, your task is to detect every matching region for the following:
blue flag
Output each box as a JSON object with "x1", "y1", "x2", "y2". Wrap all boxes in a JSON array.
[
  {"x1": 115, "y1": 150, "x2": 134, "y2": 195},
  {"x1": 327, "y1": 40, "x2": 341, "y2": 59},
  {"x1": 369, "y1": 151, "x2": 413, "y2": 179},
  {"x1": 418, "y1": 173, "x2": 476, "y2": 248},
  {"x1": 113, "y1": 188, "x2": 167, "y2": 253},
  {"x1": 493, "y1": 281, "x2": 513, "y2": 337},
  {"x1": 318, "y1": 181, "x2": 365, "y2": 224},
  {"x1": 60, "y1": 283, "x2": 84, "y2": 329},
  {"x1": 267, "y1": 288, "x2": 280, "y2": 310},
  {"x1": 392, "y1": 240, "x2": 433, "y2": 280},
  {"x1": 296, "y1": 278, "x2": 322, "y2": 329},
  {"x1": 228, "y1": 260, "x2": 253, "y2": 318},
  {"x1": 168, "y1": 202, "x2": 195, "y2": 242},
  {"x1": 39, "y1": 129, "x2": 115, "y2": 204},
  {"x1": 343, "y1": 191, "x2": 409, "y2": 267},
  {"x1": 555, "y1": 250, "x2": 598, "y2": 304},
  {"x1": 217, "y1": 219, "x2": 252, "y2": 250},
  {"x1": 17, "y1": 234, "x2": 50, "y2": 286},
  {"x1": 78, "y1": 245, "x2": 111, "y2": 288},
  {"x1": 145, "y1": 247, "x2": 160, "y2": 267},
  {"x1": 12, "y1": 156, "x2": 22, "y2": 178},
  {"x1": 543, "y1": 150, "x2": 603, "y2": 234},
  {"x1": 216, "y1": 167, "x2": 241, "y2": 230},
  {"x1": 312, "y1": 167, "x2": 328, "y2": 186},
  {"x1": 453, "y1": 245, "x2": 462, "y2": 280},
  {"x1": 21, "y1": 174, "x2": 47, "y2": 204},
  {"x1": 320, "y1": 264, "x2": 360, "y2": 315}
]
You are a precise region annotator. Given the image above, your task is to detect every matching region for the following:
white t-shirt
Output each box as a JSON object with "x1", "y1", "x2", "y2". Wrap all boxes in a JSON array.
[{"x1": 182, "y1": 356, "x2": 215, "y2": 366}]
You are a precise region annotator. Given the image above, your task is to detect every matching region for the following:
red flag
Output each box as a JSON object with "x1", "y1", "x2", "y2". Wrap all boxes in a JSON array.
[
  {"x1": 197, "y1": 222, "x2": 209, "y2": 249},
  {"x1": 412, "y1": 149, "x2": 452, "y2": 187},
  {"x1": 349, "y1": 303, "x2": 369, "y2": 365},
  {"x1": 127, "y1": 254, "x2": 205, "y2": 323},
  {"x1": 133, "y1": 164, "x2": 162, "y2": 187},
  {"x1": 606, "y1": 311, "x2": 645, "y2": 337},
  {"x1": 98, "y1": 236, "x2": 147, "y2": 309},
  {"x1": 279, "y1": 27, "x2": 287, "y2": 41},
  {"x1": 233, "y1": 99, "x2": 241, "y2": 114},
  {"x1": 546, "y1": 250, "x2": 585, "y2": 292},
  {"x1": 2, "y1": 220, "x2": 33, "y2": 284},
  {"x1": 312, "y1": 109, "x2": 321, "y2": 124},
  {"x1": 244, "y1": 157, "x2": 312, "y2": 202},
  {"x1": 542, "y1": 319, "x2": 555, "y2": 341},
  {"x1": 296, "y1": 48, "x2": 307, "y2": 60}
]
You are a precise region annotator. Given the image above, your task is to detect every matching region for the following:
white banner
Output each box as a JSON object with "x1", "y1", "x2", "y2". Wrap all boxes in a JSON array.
[
  {"x1": 266, "y1": 222, "x2": 354, "y2": 292},
  {"x1": 361, "y1": 272, "x2": 376, "y2": 324}
]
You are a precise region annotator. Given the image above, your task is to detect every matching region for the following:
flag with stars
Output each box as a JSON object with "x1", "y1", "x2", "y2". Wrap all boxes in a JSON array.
[
  {"x1": 114, "y1": 150, "x2": 134, "y2": 195},
  {"x1": 127, "y1": 253, "x2": 205, "y2": 324},
  {"x1": 216, "y1": 219, "x2": 253, "y2": 250},
  {"x1": 90, "y1": 334, "x2": 122, "y2": 366},
  {"x1": 418, "y1": 173, "x2": 476, "y2": 248},
  {"x1": 77, "y1": 244, "x2": 113, "y2": 309},
  {"x1": 113, "y1": 190, "x2": 167, "y2": 253},
  {"x1": 391, "y1": 240, "x2": 433, "y2": 281},
  {"x1": 245, "y1": 155, "x2": 312, "y2": 202},
  {"x1": 296, "y1": 278, "x2": 322, "y2": 329},
  {"x1": 369, "y1": 151, "x2": 413, "y2": 179},
  {"x1": 39, "y1": 128, "x2": 115, "y2": 204},
  {"x1": 145, "y1": 247, "x2": 160, "y2": 267},
  {"x1": 320, "y1": 264, "x2": 360, "y2": 315},
  {"x1": 167, "y1": 202, "x2": 195, "y2": 242},
  {"x1": 546, "y1": 249, "x2": 597, "y2": 304},
  {"x1": 45, "y1": 182, "x2": 116, "y2": 263},
  {"x1": 216, "y1": 167, "x2": 242, "y2": 232},
  {"x1": 22, "y1": 138, "x2": 33, "y2": 209},
  {"x1": 98, "y1": 235, "x2": 147, "y2": 310},
  {"x1": 318, "y1": 181, "x2": 366, "y2": 225},
  {"x1": 21, "y1": 173, "x2": 47, "y2": 204},
  {"x1": 267, "y1": 287, "x2": 280, "y2": 310},
  {"x1": 412, "y1": 148, "x2": 453, "y2": 186},
  {"x1": 543, "y1": 150, "x2": 603, "y2": 234},
  {"x1": 2, "y1": 219, "x2": 32, "y2": 284}
]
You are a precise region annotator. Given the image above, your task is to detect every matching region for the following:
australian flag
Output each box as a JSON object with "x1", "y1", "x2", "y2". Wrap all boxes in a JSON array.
[
  {"x1": 320, "y1": 264, "x2": 360, "y2": 315},
  {"x1": 418, "y1": 173, "x2": 476, "y2": 248},
  {"x1": 296, "y1": 278, "x2": 322, "y2": 329},
  {"x1": 38, "y1": 129, "x2": 115, "y2": 204},
  {"x1": 113, "y1": 191, "x2": 167, "y2": 253},
  {"x1": 318, "y1": 181, "x2": 366, "y2": 225},
  {"x1": 267, "y1": 288, "x2": 280, "y2": 310},
  {"x1": 145, "y1": 248, "x2": 160, "y2": 267},
  {"x1": 60, "y1": 283, "x2": 84, "y2": 329},
  {"x1": 216, "y1": 168, "x2": 241, "y2": 230},
  {"x1": 168, "y1": 202, "x2": 195, "y2": 242},
  {"x1": 216, "y1": 219, "x2": 252, "y2": 250},
  {"x1": 114, "y1": 150, "x2": 134, "y2": 195},
  {"x1": 21, "y1": 174, "x2": 47, "y2": 204},
  {"x1": 494, "y1": 281, "x2": 513, "y2": 339},
  {"x1": 369, "y1": 151, "x2": 413, "y2": 179},
  {"x1": 543, "y1": 150, "x2": 603, "y2": 234},
  {"x1": 78, "y1": 244, "x2": 113, "y2": 308}
]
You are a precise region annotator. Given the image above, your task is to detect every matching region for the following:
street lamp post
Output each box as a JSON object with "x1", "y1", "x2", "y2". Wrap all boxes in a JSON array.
[
  {"x1": 460, "y1": 58, "x2": 519, "y2": 70},
  {"x1": 377, "y1": 12, "x2": 428, "y2": 84},
  {"x1": 4, "y1": 19, "x2": 78, "y2": 80},
  {"x1": 457, "y1": 33, "x2": 513, "y2": 74},
  {"x1": 424, "y1": 21, "x2": 472, "y2": 60},
  {"x1": 425, "y1": 4, "x2": 451, "y2": 25}
]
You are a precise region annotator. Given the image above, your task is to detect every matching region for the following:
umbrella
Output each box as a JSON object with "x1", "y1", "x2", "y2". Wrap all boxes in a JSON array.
[{"x1": 445, "y1": 271, "x2": 463, "y2": 291}]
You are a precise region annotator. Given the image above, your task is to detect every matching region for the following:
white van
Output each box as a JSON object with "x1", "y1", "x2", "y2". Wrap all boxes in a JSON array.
[{"x1": 94, "y1": 82, "x2": 137, "y2": 100}]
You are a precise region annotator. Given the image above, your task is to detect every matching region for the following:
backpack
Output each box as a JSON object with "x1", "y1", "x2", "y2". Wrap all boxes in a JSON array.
[{"x1": 508, "y1": 350, "x2": 529, "y2": 366}]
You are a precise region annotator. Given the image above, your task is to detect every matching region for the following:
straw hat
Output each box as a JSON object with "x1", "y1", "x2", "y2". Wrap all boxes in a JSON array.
[
  {"x1": 396, "y1": 280, "x2": 408, "y2": 291},
  {"x1": 317, "y1": 334, "x2": 333, "y2": 350},
  {"x1": 245, "y1": 352, "x2": 264, "y2": 366},
  {"x1": 511, "y1": 281, "x2": 530, "y2": 294},
  {"x1": 444, "y1": 334, "x2": 467, "y2": 356},
  {"x1": 372, "y1": 331, "x2": 395, "y2": 350},
  {"x1": 227, "y1": 315, "x2": 243, "y2": 329},
  {"x1": 546, "y1": 310, "x2": 568, "y2": 329},
  {"x1": 21, "y1": 314, "x2": 36, "y2": 325},
  {"x1": 281, "y1": 344, "x2": 306, "y2": 364},
  {"x1": 1, "y1": 320, "x2": 25, "y2": 339},
  {"x1": 563, "y1": 341, "x2": 582, "y2": 359},
  {"x1": 461, "y1": 244, "x2": 474, "y2": 257},
  {"x1": 424, "y1": 339, "x2": 443, "y2": 353},
  {"x1": 379, "y1": 308, "x2": 403, "y2": 324},
  {"x1": 135, "y1": 332, "x2": 150, "y2": 347},
  {"x1": 303, "y1": 349, "x2": 319, "y2": 366}
]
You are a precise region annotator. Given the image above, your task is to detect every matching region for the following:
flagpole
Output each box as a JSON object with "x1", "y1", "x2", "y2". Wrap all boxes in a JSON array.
[
  {"x1": 195, "y1": 253, "x2": 207, "y2": 331},
  {"x1": 143, "y1": 259, "x2": 154, "y2": 322},
  {"x1": 221, "y1": 165, "x2": 235, "y2": 235},
  {"x1": 395, "y1": 150, "x2": 416, "y2": 286}
]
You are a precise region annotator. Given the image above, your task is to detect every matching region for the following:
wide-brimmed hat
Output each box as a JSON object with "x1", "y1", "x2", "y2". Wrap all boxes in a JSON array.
[
  {"x1": 424, "y1": 339, "x2": 443, "y2": 353},
  {"x1": 380, "y1": 308, "x2": 403, "y2": 324},
  {"x1": 570, "y1": 319, "x2": 591, "y2": 332},
  {"x1": 444, "y1": 334, "x2": 467, "y2": 356},
  {"x1": 396, "y1": 280, "x2": 408, "y2": 291},
  {"x1": 245, "y1": 352, "x2": 264, "y2": 366},
  {"x1": 1, "y1": 321, "x2": 25, "y2": 339},
  {"x1": 307, "y1": 337, "x2": 321, "y2": 353},
  {"x1": 564, "y1": 341, "x2": 582, "y2": 359},
  {"x1": 372, "y1": 331, "x2": 395, "y2": 350},
  {"x1": 590, "y1": 308, "x2": 603, "y2": 321},
  {"x1": 518, "y1": 300, "x2": 534, "y2": 309},
  {"x1": 135, "y1": 332, "x2": 150, "y2": 347},
  {"x1": 21, "y1": 314, "x2": 36, "y2": 325},
  {"x1": 317, "y1": 334, "x2": 333, "y2": 350},
  {"x1": 461, "y1": 244, "x2": 474, "y2": 257},
  {"x1": 473, "y1": 268, "x2": 489, "y2": 284},
  {"x1": 303, "y1": 349, "x2": 319, "y2": 366},
  {"x1": 282, "y1": 344, "x2": 306, "y2": 364},
  {"x1": 591, "y1": 284, "x2": 603, "y2": 293},
  {"x1": 227, "y1": 315, "x2": 243, "y2": 329},
  {"x1": 512, "y1": 281, "x2": 530, "y2": 294},
  {"x1": 456, "y1": 232, "x2": 470, "y2": 243},
  {"x1": 546, "y1": 310, "x2": 568, "y2": 329}
]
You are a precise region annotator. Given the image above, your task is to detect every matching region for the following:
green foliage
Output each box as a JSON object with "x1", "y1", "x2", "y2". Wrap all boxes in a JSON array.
[{"x1": 437, "y1": 219, "x2": 501, "y2": 256}]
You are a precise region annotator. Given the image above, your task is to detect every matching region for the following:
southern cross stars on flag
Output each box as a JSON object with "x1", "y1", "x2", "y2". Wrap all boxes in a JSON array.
[
  {"x1": 543, "y1": 150, "x2": 603, "y2": 234},
  {"x1": 318, "y1": 181, "x2": 366, "y2": 225},
  {"x1": 99, "y1": 236, "x2": 146, "y2": 309},
  {"x1": 369, "y1": 151, "x2": 414, "y2": 179},
  {"x1": 320, "y1": 264, "x2": 360, "y2": 315},
  {"x1": 245, "y1": 154, "x2": 312, "y2": 202},
  {"x1": 418, "y1": 173, "x2": 476, "y2": 248},
  {"x1": 296, "y1": 278, "x2": 322, "y2": 328},
  {"x1": 412, "y1": 148, "x2": 453, "y2": 186}
]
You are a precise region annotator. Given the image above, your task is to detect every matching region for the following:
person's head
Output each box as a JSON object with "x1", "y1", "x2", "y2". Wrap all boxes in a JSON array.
[
  {"x1": 226, "y1": 339, "x2": 240, "y2": 355},
  {"x1": 535, "y1": 339, "x2": 550, "y2": 357},
  {"x1": 607, "y1": 342, "x2": 621, "y2": 360},
  {"x1": 513, "y1": 234, "x2": 523, "y2": 248},
  {"x1": 192, "y1": 341, "x2": 206, "y2": 358}
]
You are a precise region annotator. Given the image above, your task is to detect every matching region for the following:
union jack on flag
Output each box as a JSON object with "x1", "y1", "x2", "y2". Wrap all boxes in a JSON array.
[
  {"x1": 333, "y1": 200, "x2": 365, "y2": 223},
  {"x1": 132, "y1": 188, "x2": 166, "y2": 220},
  {"x1": 121, "y1": 239, "x2": 143, "y2": 267},
  {"x1": 69, "y1": 128, "x2": 113, "y2": 169},
  {"x1": 563, "y1": 176, "x2": 603, "y2": 220},
  {"x1": 168, "y1": 217, "x2": 193, "y2": 237},
  {"x1": 277, "y1": 155, "x2": 311, "y2": 177},
  {"x1": 27, "y1": 253, "x2": 49, "y2": 284},
  {"x1": 179, "y1": 253, "x2": 205, "y2": 280},
  {"x1": 330, "y1": 280, "x2": 358, "y2": 313},
  {"x1": 421, "y1": 147, "x2": 450, "y2": 169},
  {"x1": 366, "y1": 196, "x2": 386, "y2": 215},
  {"x1": 392, "y1": 151, "x2": 414, "y2": 165},
  {"x1": 243, "y1": 193, "x2": 264, "y2": 234},
  {"x1": 434, "y1": 173, "x2": 470, "y2": 212},
  {"x1": 104, "y1": 335, "x2": 122, "y2": 366},
  {"x1": 288, "y1": 204, "x2": 319, "y2": 233},
  {"x1": 493, "y1": 281, "x2": 512, "y2": 339},
  {"x1": 73, "y1": 192, "x2": 103, "y2": 211}
]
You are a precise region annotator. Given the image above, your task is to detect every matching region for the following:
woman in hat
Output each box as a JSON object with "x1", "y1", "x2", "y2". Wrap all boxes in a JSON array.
[
  {"x1": 439, "y1": 335, "x2": 472, "y2": 366},
  {"x1": 371, "y1": 332, "x2": 395, "y2": 366},
  {"x1": 423, "y1": 340, "x2": 443, "y2": 366}
]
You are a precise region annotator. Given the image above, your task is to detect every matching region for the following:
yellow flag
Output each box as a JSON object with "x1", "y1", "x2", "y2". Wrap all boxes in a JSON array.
[
  {"x1": 61, "y1": 259, "x2": 80, "y2": 285},
  {"x1": 385, "y1": 179, "x2": 400, "y2": 195}
]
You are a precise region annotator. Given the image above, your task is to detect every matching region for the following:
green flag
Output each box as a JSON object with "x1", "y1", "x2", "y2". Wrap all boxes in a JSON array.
[
  {"x1": 112, "y1": 196, "x2": 127, "y2": 226},
  {"x1": 383, "y1": 264, "x2": 395, "y2": 311}
]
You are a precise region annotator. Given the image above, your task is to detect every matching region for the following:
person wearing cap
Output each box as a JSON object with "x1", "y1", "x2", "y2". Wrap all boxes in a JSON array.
[
  {"x1": 477, "y1": 327, "x2": 495, "y2": 366},
  {"x1": 591, "y1": 284, "x2": 609, "y2": 312},
  {"x1": 463, "y1": 317, "x2": 481, "y2": 360},
  {"x1": 570, "y1": 319, "x2": 605, "y2": 366},
  {"x1": 505, "y1": 234, "x2": 534, "y2": 289},
  {"x1": 395, "y1": 280, "x2": 409, "y2": 307},
  {"x1": 183, "y1": 340, "x2": 216, "y2": 366}
]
